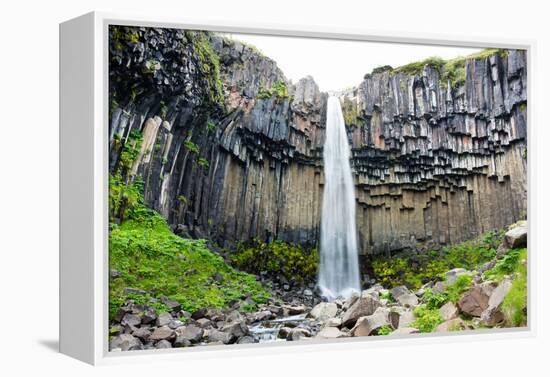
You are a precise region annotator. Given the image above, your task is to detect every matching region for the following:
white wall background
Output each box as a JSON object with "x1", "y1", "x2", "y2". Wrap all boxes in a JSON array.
[{"x1": 0, "y1": 0, "x2": 548, "y2": 375}]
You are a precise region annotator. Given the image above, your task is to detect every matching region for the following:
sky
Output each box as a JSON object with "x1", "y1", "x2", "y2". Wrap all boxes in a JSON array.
[{"x1": 226, "y1": 33, "x2": 484, "y2": 92}]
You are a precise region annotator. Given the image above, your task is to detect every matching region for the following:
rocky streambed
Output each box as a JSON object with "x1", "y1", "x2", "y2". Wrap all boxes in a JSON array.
[{"x1": 110, "y1": 222, "x2": 527, "y2": 351}]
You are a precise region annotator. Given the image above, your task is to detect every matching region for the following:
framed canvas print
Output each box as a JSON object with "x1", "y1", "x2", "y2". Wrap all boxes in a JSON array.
[{"x1": 59, "y1": 12, "x2": 532, "y2": 365}]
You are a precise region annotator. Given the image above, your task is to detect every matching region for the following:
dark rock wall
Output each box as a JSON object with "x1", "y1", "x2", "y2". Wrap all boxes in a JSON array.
[{"x1": 109, "y1": 26, "x2": 527, "y2": 255}]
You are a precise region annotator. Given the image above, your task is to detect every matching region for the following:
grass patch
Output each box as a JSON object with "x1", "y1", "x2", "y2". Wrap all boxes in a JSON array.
[
  {"x1": 370, "y1": 48, "x2": 510, "y2": 89},
  {"x1": 372, "y1": 231, "x2": 501, "y2": 289},
  {"x1": 230, "y1": 239, "x2": 318, "y2": 283}
]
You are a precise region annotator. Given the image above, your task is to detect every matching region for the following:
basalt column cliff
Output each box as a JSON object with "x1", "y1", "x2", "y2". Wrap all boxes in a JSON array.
[{"x1": 108, "y1": 27, "x2": 527, "y2": 255}]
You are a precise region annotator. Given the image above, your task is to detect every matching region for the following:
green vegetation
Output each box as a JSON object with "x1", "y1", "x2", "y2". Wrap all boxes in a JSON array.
[
  {"x1": 109, "y1": 131, "x2": 269, "y2": 321},
  {"x1": 370, "y1": 48, "x2": 510, "y2": 89},
  {"x1": 256, "y1": 81, "x2": 289, "y2": 100},
  {"x1": 380, "y1": 290, "x2": 394, "y2": 302},
  {"x1": 412, "y1": 304, "x2": 443, "y2": 333},
  {"x1": 372, "y1": 230, "x2": 501, "y2": 289},
  {"x1": 376, "y1": 325, "x2": 393, "y2": 336},
  {"x1": 485, "y1": 248, "x2": 528, "y2": 327},
  {"x1": 118, "y1": 129, "x2": 142, "y2": 173},
  {"x1": 230, "y1": 239, "x2": 319, "y2": 283},
  {"x1": 184, "y1": 140, "x2": 200, "y2": 154},
  {"x1": 422, "y1": 274, "x2": 473, "y2": 310},
  {"x1": 207, "y1": 119, "x2": 217, "y2": 132},
  {"x1": 111, "y1": 26, "x2": 140, "y2": 51},
  {"x1": 108, "y1": 178, "x2": 270, "y2": 321},
  {"x1": 197, "y1": 157, "x2": 210, "y2": 169},
  {"x1": 341, "y1": 97, "x2": 360, "y2": 128},
  {"x1": 189, "y1": 31, "x2": 224, "y2": 107},
  {"x1": 371, "y1": 65, "x2": 393, "y2": 75},
  {"x1": 394, "y1": 56, "x2": 446, "y2": 76}
]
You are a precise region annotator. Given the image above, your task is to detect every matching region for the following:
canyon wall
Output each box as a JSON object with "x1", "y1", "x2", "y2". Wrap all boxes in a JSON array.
[{"x1": 108, "y1": 26, "x2": 527, "y2": 255}]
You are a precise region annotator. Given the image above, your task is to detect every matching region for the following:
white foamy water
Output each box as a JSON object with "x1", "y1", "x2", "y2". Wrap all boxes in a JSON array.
[{"x1": 318, "y1": 96, "x2": 361, "y2": 301}]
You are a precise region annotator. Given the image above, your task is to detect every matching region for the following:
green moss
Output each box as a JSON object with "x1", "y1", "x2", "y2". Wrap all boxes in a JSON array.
[
  {"x1": 197, "y1": 157, "x2": 210, "y2": 169},
  {"x1": 394, "y1": 56, "x2": 446, "y2": 76},
  {"x1": 118, "y1": 129, "x2": 142, "y2": 172},
  {"x1": 109, "y1": 179, "x2": 270, "y2": 321},
  {"x1": 378, "y1": 48, "x2": 510, "y2": 89},
  {"x1": 256, "y1": 81, "x2": 289, "y2": 100},
  {"x1": 371, "y1": 65, "x2": 393, "y2": 75},
  {"x1": 230, "y1": 239, "x2": 318, "y2": 283},
  {"x1": 412, "y1": 304, "x2": 443, "y2": 333},
  {"x1": 341, "y1": 97, "x2": 359, "y2": 128},
  {"x1": 206, "y1": 119, "x2": 217, "y2": 132},
  {"x1": 372, "y1": 230, "x2": 501, "y2": 289},
  {"x1": 188, "y1": 31, "x2": 224, "y2": 107},
  {"x1": 183, "y1": 140, "x2": 200, "y2": 154}
]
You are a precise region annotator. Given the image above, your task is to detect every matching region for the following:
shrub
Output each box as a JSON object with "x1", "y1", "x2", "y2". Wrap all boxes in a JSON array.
[
  {"x1": 484, "y1": 248, "x2": 526, "y2": 282},
  {"x1": 376, "y1": 325, "x2": 393, "y2": 336},
  {"x1": 412, "y1": 305, "x2": 443, "y2": 333},
  {"x1": 256, "y1": 81, "x2": 289, "y2": 100},
  {"x1": 230, "y1": 239, "x2": 318, "y2": 283}
]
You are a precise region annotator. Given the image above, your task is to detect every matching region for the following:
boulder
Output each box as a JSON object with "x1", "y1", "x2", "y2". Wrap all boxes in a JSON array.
[
  {"x1": 396, "y1": 293, "x2": 419, "y2": 308},
  {"x1": 132, "y1": 327, "x2": 152, "y2": 341},
  {"x1": 221, "y1": 320, "x2": 249, "y2": 340},
  {"x1": 121, "y1": 313, "x2": 141, "y2": 327},
  {"x1": 140, "y1": 308, "x2": 158, "y2": 324},
  {"x1": 309, "y1": 302, "x2": 338, "y2": 321},
  {"x1": 156, "y1": 312, "x2": 172, "y2": 327},
  {"x1": 173, "y1": 336, "x2": 191, "y2": 348},
  {"x1": 325, "y1": 317, "x2": 343, "y2": 327},
  {"x1": 175, "y1": 324, "x2": 204, "y2": 343},
  {"x1": 155, "y1": 339, "x2": 172, "y2": 349},
  {"x1": 287, "y1": 327, "x2": 311, "y2": 341},
  {"x1": 439, "y1": 302, "x2": 459, "y2": 321},
  {"x1": 191, "y1": 308, "x2": 208, "y2": 320},
  {"x1": 390, "y1": 327, "x2": 420, "y2": 335},
  {"x1": 253, "y1": 310, "x2": 274, "y2": 322},
  {"x1": 196, "y1": 318, "x2": 212, "y2": 328},
  {"x1": 237, "y1": 336, "x2": 256, "y2": 344},
  {"x1": 444, "y1": 268, "x2": 468, "y2": 285},
  {"x1": 397, "y1": 310, "x2": 415, "y2": 329},
  {"x1": 278, "y1": 327, "x2": 292, "y2": 339},
  {"x1": 481, "y1": 278, "x2": 513, "y2": 326},
  {"x1": 351, "y1": 309, "x2": 390, "y2": 337},
  {"x1": 168, "y1": 319, "x2": 185, "y2": 329},
  {"x1": 342, "y1": 294, "x2": 382, "y2": 328},
  {"x1": 149, "y1": 326, "x2": 175, "y2": 341},
  {"x1": 436, "y1": 318, "x2": 466, "y2": 332},
  {"x1": 109, "y1": 334, "x2": 143, "y2": 351},
  {"x1": 390, "y1": 286, "x2": 410, "y2": 300},
  {"x1": 160, "y1": 296, "x2": 181, "y2": 312},
  {"x1": 316, "y1": 327, "x2": 346, "y2": 339},
  {"x1": 458, "y1": 286, "x2": 490, "y2": 317},
  {"x1": 283, "y1": 304, "x2": 308, "y2": 315},
  {"x1": 205, "y1": 329, "x2": 233, "y2": 344},
  {"x1": 432, "y1": 281, "x2": 447, "y2": 294},
  {"x1": 505, "y1": 222, "x2": 527, "y2": 249}
]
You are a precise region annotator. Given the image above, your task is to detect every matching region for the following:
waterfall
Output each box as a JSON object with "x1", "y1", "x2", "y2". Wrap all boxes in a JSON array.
[{"x1": 318, "y1": 96, "x2": 361, "y2": 301}]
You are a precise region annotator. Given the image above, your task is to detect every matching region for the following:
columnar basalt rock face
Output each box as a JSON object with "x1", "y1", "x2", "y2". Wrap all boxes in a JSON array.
[
  {"x1": 347, "y1": 50, "x2": 527, "y2": 254},
  {"x1": 109, "y1": 26, "x2": 526, "y2": 255}
]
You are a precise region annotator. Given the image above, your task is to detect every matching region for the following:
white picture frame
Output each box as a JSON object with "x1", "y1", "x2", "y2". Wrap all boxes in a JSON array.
[{"x1": 59, "y1": 11, "x2": 534, "y2": 365}]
